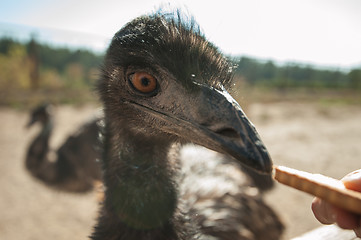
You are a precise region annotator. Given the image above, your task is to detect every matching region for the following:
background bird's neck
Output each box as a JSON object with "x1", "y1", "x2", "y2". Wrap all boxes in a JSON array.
[
  {"x1": 33, "y1": 118, "x2": 53, "y2": 152},
  {"x1": 26, "y1": 118, "x2": 53, "y2": 172},
  {"x1": 39, "y1": 118, "x2": 53, "y2": 139},
  {"x1": 102, "y1": 126, "x2": 180, "y2": 231}
]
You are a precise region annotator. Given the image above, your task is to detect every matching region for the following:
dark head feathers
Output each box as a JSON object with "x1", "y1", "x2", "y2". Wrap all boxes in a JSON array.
[{"x1": 103, "y1": 10, "x2": 234, "y2": 91}]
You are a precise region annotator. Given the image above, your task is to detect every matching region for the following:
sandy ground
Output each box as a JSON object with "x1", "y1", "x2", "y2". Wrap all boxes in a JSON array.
[{"x1": 0, "y1": 102, "x2": 360, "y2": 239}]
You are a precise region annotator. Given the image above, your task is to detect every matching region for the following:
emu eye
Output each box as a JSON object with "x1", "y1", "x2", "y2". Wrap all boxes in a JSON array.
[{"x1": 129, "y1": 72, "x2": 157, "y2": 94}]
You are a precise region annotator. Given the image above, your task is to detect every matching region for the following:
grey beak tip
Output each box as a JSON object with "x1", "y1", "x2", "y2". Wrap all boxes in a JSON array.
[
  {"x1": 252, "y1": 158, "x2": 273, "y2": 175},
  {"x1": 256, "y1": 148, "x2": 273, "y2": 174}
]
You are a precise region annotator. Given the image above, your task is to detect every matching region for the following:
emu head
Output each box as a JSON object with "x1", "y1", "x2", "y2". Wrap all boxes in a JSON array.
[
  {"x1": 98, "y1": 12, "x2": 272, "y2": 174},
  {"x1": 26, "y1": 104, "x2": 53, "y2": 128}
]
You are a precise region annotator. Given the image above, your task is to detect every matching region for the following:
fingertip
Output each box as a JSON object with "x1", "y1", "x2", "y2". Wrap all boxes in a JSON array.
[
  {"x1": 341, "y1": 170, "x2": 361, "y2": 191},
  {"x1": 311, "y1": 197, "x2": 336, "y2": 225}
]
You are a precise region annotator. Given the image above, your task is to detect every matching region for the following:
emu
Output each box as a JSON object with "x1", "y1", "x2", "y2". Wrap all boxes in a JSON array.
[
  {"x1": 25, "y1": 104, "x2": 102, "y2": 192},
  {"x1": 92, "y1": 11, "x2": 284, "y2": 240}
]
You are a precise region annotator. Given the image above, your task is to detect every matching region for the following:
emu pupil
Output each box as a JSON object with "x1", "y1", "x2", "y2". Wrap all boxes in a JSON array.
[{"x1": 141, "y1": 77, "x2": 151, "y2": 86}]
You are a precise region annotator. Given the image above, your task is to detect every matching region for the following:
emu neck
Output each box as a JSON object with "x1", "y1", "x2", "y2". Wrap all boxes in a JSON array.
[
  {"x1": 33, "y1": 119, "x2": 53, "y2": 153},
  {"x1": 26, "y1": 118, "x2": 53, "y2": 171},
  {"x1": 103, "y1": 126, "x2": 179, "y2": 230},
  {"x1": 41, "y1": 119, "x2": 53, "y2": 139}
]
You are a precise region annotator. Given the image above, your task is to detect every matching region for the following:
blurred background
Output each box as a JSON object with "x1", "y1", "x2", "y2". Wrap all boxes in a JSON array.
[{"x1": 0, "y1": 0, "x2": 360, "y2": 239}]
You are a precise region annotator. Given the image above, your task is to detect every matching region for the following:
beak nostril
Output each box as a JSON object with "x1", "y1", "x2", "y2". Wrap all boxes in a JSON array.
[{"x1": 215, "y1": 128, "x2": 240, "y2": 138}]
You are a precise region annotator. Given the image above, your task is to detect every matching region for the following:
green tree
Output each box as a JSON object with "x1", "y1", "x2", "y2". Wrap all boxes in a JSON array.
[
  {"x1": 0, "y1": 44, "x2": 31, "y2": 89},
  {"x1": 349, "y1": 69, "x2": 361, "y2": 89},
  {"x1": 27, "y1": 35, "x2": 40, "y2": 89}
]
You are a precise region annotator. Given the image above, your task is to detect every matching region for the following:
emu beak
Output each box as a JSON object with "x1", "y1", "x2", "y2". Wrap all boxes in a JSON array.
[
  {"x1": 183, "y1": 85, "x2": 273, "y2": 174},
  {"x1": 212, "y1": 104, "x2": 272, "y2": 174},
  {"x1": 129, "y1": 84, "x2": 272, "y2": 174}
]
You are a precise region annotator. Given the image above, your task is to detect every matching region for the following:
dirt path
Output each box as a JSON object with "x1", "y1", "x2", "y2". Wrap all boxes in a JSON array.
[
  {"x1": 0, "y1": 105, "x2": 99, "y2": 240},
  {"x1": 0, "y1": 102, "x2": 360, "y2": 239},
  {"x1": 250, "y1": 102, "x2": 361, "y2": 238}
]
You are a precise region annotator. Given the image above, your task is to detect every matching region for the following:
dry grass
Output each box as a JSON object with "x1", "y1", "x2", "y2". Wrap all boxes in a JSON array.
[{"x1": 1, "y1": 101, "x2": 360, "y2": 239}]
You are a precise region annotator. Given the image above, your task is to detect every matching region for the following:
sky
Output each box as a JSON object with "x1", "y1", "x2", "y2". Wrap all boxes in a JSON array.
[{"x1": 1, "y1": 0, "x2": 361, "y2": 69}]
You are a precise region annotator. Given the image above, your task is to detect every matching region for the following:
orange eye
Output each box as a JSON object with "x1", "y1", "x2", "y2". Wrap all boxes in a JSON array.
[{"x1": 129, "y1": 72, "x2": 158, "y2": 94}]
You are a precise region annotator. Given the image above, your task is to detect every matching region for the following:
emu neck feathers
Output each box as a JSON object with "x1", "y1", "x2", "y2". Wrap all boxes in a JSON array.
[{"x1": 102, "y1": 124, "x2": 180, "y2": 230}]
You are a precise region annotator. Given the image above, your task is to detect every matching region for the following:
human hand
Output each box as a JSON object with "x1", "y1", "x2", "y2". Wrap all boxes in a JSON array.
[{"x1": 312, "y1": 169, "x2": 361, "y2": 237}]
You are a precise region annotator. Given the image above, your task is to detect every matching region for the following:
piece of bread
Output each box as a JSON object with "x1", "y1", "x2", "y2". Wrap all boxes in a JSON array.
[{"x1": 273, "y1": 165, "x2": 361, "y2": 214}]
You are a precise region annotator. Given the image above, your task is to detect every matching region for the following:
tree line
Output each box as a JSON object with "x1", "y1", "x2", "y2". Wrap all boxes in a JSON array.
[
  {"x1": 0, "y1": 36, "x2": 103, "y2": 91},
  {"x1": 234, "y1": 57, "x2": 361, "y2": 89},
  {"x1": 0, "y1": 36, "x2": 360, "y2": 106}
]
